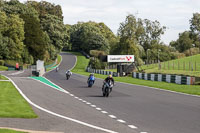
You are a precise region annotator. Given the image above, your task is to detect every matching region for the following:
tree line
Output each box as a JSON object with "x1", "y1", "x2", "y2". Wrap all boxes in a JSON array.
[
  {"x1": 170, "y1": 13, "x2": 200, "y2": 56},
  {"x1": 67, "y1": 15, "x2": 171, "y2": 67},
  {"x1": 1, "y1": 0, "x2": 199, "y2": 67},
  {"x1": 68, "y1": 14, "x2": 200, "y2": 68},
  {"x1": 0, "y1": 0, "x2": 68, "y2": 64}
]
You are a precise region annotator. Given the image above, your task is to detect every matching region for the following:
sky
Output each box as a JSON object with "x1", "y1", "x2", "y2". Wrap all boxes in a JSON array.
[{"x1": 20, "y1": 0, "x2": 200, "y2": 45}]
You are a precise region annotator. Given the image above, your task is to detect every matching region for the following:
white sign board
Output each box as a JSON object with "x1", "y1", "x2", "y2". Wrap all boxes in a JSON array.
[
  {"x1": 36, "y1": 60, "x2": 44, "y2": 71},
  {"x1": 36, "y1": 60, "x2": 45, "y2": 76},
  {"x1": 107, "y1": 55, "x2": 134, "y2": 63}
]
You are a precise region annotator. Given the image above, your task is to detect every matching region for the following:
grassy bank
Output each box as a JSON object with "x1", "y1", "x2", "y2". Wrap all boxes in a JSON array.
[
  {"x1": 46, "y1": 54, "x2": 62, "y2": 72},
  {"x1": 0, "y1": 81, "x2": 37, "y2": 118},
  {"x1": 71, "y1": 52, "x2": 200, "y2": 96},
  {"x1": 0, "y1": 129, "x2": 27, "y2": 133},
  {"x1": 70, "y1": 52, "x2": 90, "y2": 74},
  {"x1": 141, "y1": 54, "x2": 200, "y2": 77}
]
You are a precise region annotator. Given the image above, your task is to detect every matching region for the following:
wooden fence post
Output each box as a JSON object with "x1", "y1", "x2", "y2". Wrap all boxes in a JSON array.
[
  {"x1": 189, "y1": 61, "x2": 191, "y2": 71},
  {"x1": 178, "y1": 61, "x2": 179, "y2": 70},
  {"x1": 164, "y1": 62, "x2": 165, "y2": 70},
  {"x1": 168, "y1": 62, "x2": 169, "y2": 70}
]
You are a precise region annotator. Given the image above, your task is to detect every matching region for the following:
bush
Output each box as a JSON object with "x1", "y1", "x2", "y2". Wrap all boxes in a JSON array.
[
  {"x1": 0, "y1": 60, "x2": 4, "y2": 66},
  {"x1": 184, "y1": 48, "x2": 200, "y2": 56},
  {"x1": 172, "y1": 52, "x2": 185, "y2": 59},
  {"x1": 89, "y1": 58, "x2": 107, "y2": 69}
]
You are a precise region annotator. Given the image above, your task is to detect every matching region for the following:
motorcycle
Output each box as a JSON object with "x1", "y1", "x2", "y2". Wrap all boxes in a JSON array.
[
  {"x1": 102, "y1": 80, "x2": 113, "y2": 97},
  {"x1": 66, "y1": 74, "x2": 70, "y2": 80},
  {"x1": 88, "y1": 80, "x2": 94, "y2": 87},
  {"x1": 56, "y1": 67, "x2": 59, "y2": 72}
]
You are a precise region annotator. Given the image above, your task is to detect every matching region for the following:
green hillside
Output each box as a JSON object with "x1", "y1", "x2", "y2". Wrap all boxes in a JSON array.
[{"x1": 141, "y1": 54, "x2": 200, "y2": 77}]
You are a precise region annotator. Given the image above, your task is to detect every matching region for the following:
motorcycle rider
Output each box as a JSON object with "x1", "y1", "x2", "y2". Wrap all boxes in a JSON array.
[
  {"x1": 102, "y1": 74, "x2": 114, "y2": 92},
  {"x1": 87, "y1": 73, "x2": 95, "y2": 86},
  {"x1": 66, "y1": 70, "x2": 72, "y2": 80},
  {"x1": 88, "y1": 73, "x2": 95, "y2": 83}
]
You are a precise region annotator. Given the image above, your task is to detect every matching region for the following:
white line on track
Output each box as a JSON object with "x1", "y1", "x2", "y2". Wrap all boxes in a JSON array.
[
  {"x1": 101, "y1": 111, "x2": 108, "y2": 114},
  {"x1": 6, "y1": 76, "x2": 118, "y2": 133},
  {"x1": 109, "y1": 115, "x2": 117, "y2": 119},
  {"x1": 128, "y1": 125, "x2": 138, "y2": 129},
  {"x1": 117, "y1": 119, "x2": 126, "y2": 123},
  {"x1": 8, "y1": 70, "x2": 24, "y2": 76},
  {"x1": 90, "y1": 105, "x2": 96, "y2": 107},
  {"x1": 96, "y1": 108, "x2": 102, "y2": 111},
  {"x1": 86, "y1": 102, "x2": 91, "y2": 105}
]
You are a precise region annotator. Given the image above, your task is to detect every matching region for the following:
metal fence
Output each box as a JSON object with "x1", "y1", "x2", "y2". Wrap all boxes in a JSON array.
[{"x1": 159, "y1": 61, "x2": 200, "y2": 71}]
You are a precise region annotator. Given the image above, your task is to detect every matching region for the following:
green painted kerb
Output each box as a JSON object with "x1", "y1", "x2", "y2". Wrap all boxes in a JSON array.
[{"x1": 30, "y1": 77, "x2": 63, "y2": 91}]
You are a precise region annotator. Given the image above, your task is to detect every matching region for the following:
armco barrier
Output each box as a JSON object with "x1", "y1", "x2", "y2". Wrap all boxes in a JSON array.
[{"x1": 133, "y1": 72, "x2": 195, "y2": 85}]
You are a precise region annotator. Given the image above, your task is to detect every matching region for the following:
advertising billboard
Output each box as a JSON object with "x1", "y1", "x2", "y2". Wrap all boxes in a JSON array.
[{"x1": 107, "y1": 55, "x2": 134, "y2": 63}]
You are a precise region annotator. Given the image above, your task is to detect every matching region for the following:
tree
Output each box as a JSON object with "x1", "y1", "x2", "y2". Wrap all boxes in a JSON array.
[
  {"x1": 141, "y1": 19, "x2": 166, "y2": 51},
  {"x1": 26, "y1": 0, "x2": 63, "y2": 20},
  {"x1": 70, "y1": 22, "x2": 84, "y2": 51},
  {"x1": 70, "y1": 22, "x2": 110, "y2": 54},
  {"x1": 27, "y1": 1, "x2": 68, "y2": 59},
  {"x1": 87, "y1": 22, "x2": 117, "y2": 52},
  {"x1": 170, "y1": 31, "x2": 193, "y2": 53},
  {"x1": 117, "y1": 14, "x2": 140, "y2": 61},
  {"x1": 190, "y1": 13, "x2": 200, "y2": 52},
  {"x1": 40, "y1": 14, "x2": 68, "y2": 59},
  {"x1": 80, "y1": 23, "x2": 109, "y2": 53},
  {"x1": 190, "y1": 13, "x2": 200, "y2": 33},
  {"x1": 0, "y1": 11, "x2": 24, "y2": 60},
  {"x1": 22, "y1": 14, "x2": 48, "y2": 61},
  {"x1": 1, "y1": 0, "x2": 48, "y2": 62}
]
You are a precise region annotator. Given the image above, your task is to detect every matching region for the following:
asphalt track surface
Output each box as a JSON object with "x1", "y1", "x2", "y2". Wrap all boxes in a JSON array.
[
  {"x1": 46, "y1": 53, "x2": 200, "y2": 133},
  {"x1": 0, "y1": 52, "x2": 200, "y2": 133}
]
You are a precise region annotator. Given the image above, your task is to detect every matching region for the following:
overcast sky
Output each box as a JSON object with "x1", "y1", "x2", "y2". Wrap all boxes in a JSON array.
[{"x1": 20, "y1": 0, "x2": 200, "y2": 44}]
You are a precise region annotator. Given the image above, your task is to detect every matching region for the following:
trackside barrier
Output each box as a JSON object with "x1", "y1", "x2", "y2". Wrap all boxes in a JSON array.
[
  {"x1": 86, "y1": 67, "x2": 119, "y2": 77},
  {"x1": 132, "y1": 72, "x2": 195, "y2": 85},
  {"x1": 44, "y1": 59, "x2": 57, "y2": 69}
]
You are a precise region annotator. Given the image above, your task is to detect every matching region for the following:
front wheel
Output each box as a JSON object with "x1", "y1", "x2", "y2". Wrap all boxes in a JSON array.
[
  {"x1": 104, "y1": 87, "x2": 109, "y2": 97},
  {"x1": 66, "y1": 75, "x2": 70, "y2": 80}
]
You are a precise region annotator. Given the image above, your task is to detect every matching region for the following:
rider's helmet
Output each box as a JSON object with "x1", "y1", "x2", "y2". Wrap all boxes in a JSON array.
[
  {"x1": 90, "y1": 73, "x2": 94, "y2": 76},
  {"x1": 108, "y1": 75, "x2": 112, "y2": 78}
]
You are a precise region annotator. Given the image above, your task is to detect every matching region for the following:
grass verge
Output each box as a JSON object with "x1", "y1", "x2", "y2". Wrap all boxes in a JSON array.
[
  {"x1": 0, "y1": 66, "x2": 8, "y2": 71},
  {"x1": 0, "y1": 129, "x2": 27, "y2": 133},
  {"x1": 71, "y1": 52, "x2": 200, "y2": 96},
  {"x1": 46, "y1": 54, "x2": 62, "y2": 72},
  {"x1": 0, "y1": 81, "x2": 37, "y2": 118},
  {"x1": 0, "y1": 75, "x2": 8, "y2": 80}
]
